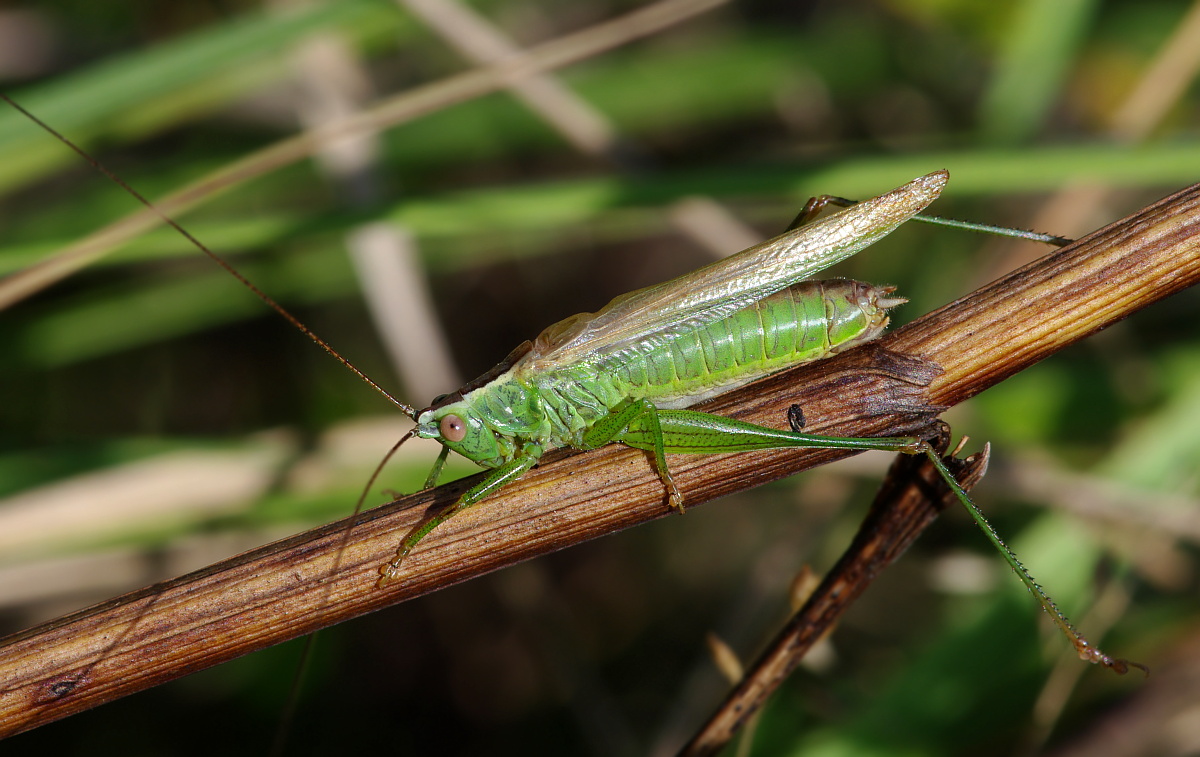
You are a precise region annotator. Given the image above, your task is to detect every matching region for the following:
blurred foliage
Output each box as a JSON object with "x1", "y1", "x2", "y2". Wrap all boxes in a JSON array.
[{"x1": 1, "y1": 0, "x2": 1199, "y2": 755}]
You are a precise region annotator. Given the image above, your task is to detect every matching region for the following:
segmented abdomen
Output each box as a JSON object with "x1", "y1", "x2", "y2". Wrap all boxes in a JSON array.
[{"x1": 609, "y1": 279, "x2": 899, "y2": 408}]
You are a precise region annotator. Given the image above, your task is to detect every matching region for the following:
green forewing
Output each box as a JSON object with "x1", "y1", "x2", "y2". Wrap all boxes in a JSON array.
[{"x1": 524, "y1": 170, "x2": 947, "y2": 374}]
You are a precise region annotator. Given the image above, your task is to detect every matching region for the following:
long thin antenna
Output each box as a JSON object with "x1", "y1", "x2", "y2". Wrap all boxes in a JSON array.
[{"x1": 2, "y1": 92, "x2": 418, "y2": 418}]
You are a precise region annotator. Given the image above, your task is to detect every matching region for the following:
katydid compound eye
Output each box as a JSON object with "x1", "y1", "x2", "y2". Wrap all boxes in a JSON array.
[{"x1": 439, "y1": 414, "x2": 467, "y2": 442}]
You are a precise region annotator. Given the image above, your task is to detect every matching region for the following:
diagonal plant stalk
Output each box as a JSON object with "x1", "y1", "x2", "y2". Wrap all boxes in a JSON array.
[
  {"x1": 680, "y1": 428, "x2": 990, "y2": 757},
  {"x1": 0, "y1": 0, "x2": 728, "y2": 309},
  {"x1": 0, "y1": 178, "x2": 1198, "y2": 737}
]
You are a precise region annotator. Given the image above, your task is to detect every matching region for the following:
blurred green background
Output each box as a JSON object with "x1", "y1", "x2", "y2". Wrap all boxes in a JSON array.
[{"x1": 1, "y1": 0, "x2": 1198, "y2": 754}]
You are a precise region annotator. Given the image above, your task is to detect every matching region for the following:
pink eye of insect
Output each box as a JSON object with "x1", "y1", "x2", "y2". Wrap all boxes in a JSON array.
[{"x1": 439, "y1": 414, "x2": 467, "y2": 442}]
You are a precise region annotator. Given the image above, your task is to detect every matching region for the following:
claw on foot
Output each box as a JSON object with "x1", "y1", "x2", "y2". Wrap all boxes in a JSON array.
[
  {"x1": 1079, "y1": 644, "x2": 1150, "y2": 677},
  {"x1": 377, "y1": 563, "x2": 401, "y2": 588},
  {"x1": 667, "y1": 483, "x2": 686, "y2": 513},
  {"x1": 376, "y1": 547, "x2": 411, "y2": 588}
]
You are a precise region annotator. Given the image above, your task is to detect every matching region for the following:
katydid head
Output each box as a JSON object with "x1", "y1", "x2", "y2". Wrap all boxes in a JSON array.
[
  {"x1": 409, "y1": 339, "x2": 538, "y2": 468},
  {"x1": 414, "y1": 399, "x2": 508, "y2": 468}
]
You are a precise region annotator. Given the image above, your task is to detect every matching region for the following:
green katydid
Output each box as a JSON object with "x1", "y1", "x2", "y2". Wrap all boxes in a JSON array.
[
  {"x1": 384, "y1": 172, "x2": 945, "y2": 574},
  {"x1": 370, "y1": 169, "x2": 1139, "y2": 673},
  {"x1": 2, "y1": 91, "x2": 1139, "y2": 674}
]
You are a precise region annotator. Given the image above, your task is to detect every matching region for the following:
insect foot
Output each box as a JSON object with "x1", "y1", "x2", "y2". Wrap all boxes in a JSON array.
[{"x1": 377, "y1": 555, "x2": 407, "y2": 588}]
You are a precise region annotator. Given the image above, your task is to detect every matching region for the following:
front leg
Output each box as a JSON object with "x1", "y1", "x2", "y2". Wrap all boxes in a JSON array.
[{"x1": 378, "y1": 447, "x2": 541, "y2": 586}]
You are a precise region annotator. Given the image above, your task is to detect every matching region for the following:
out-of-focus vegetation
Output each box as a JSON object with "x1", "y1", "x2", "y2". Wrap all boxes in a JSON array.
[{"x1": 1, "y1": 0, "x2": 1198, "y2": 755}]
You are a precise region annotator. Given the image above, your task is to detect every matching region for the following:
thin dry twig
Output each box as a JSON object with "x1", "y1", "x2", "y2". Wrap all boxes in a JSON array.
[
  {"x1": 0, "y1": 0, "x2": 730, "y2": 308},
  {"x1": 678, "y1": 428, "x2": 990, "y2": 756},
  {"x1": 1, "y1": 178, "x2": 1199, "y2": 736},
  {"x1": 397, "y1": 0, "x2": 762, "y2": 257}
]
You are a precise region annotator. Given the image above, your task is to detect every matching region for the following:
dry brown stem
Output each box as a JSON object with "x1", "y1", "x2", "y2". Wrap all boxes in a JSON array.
[
  {"x1": 2, "y1": 179, "x2": 1200, "y2": 736},
  {"x1": 679, "y1": 429, "x2": 990, "y2": 756}
]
